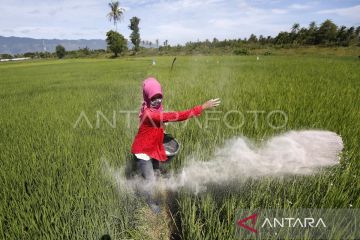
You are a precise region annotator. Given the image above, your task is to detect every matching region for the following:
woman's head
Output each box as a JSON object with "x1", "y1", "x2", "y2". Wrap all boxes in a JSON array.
[
  {"x1": 139, "y1": 77, "x2": 163, "y2": 118},
  {"x1": 143, "y1": 77, "x2": 163, "y2": 109}
]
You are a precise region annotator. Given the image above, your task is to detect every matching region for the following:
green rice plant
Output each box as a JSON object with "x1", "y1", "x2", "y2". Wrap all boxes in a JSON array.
[{"x1": 0, "y1": 55, "x2": 359, "y2": 239}]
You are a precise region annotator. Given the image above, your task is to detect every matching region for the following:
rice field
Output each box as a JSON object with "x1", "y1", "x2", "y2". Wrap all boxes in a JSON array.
[{"x1": 0, "y1": 54, "x2": 359, "y2": 239}]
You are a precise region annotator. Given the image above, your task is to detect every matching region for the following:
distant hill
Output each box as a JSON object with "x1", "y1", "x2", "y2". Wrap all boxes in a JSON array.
[
  {"x1": 0, "y1": 36, "x2": 107, "y2": 55},
  {"x1": 0, "y1": 36, "x2": 156, "y2": 55}
]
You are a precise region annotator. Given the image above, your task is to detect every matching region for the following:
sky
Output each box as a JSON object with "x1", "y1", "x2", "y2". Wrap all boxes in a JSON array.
[{"x1": 0, "y1": 0, "x2": 359, "y2": 45}]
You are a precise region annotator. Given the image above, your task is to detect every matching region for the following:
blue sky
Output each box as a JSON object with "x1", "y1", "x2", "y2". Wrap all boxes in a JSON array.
[{"x1": 0, "y1": 0, "x2": 359, "y2": 45}]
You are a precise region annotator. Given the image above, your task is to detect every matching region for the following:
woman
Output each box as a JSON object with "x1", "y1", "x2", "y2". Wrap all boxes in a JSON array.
[{"x1": 131, "y1": 77, "x2": 220, "y2": 212}]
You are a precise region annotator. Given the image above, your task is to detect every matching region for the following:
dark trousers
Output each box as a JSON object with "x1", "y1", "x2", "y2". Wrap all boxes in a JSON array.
[
  {"x1": 134, "y1": 155, "x2": 173, "y2": 204},
  {"x1": 134, "y1": 155, "x2": 173, "y2": 181}
]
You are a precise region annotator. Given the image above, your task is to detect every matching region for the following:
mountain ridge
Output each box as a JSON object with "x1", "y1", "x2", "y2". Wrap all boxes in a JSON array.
[{"x1": 0, "y1": 35, "x2": 107, "y2": 55}]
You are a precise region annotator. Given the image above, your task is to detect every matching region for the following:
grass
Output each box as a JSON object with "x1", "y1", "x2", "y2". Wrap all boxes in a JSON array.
[{"x1": 0, "y1": 54, "x2": 359, "y2": 239}]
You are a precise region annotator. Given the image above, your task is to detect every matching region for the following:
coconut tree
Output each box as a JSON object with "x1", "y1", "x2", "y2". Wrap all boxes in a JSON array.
[
  {"x1": 291, "y1": 23, "x2": 300, "y2": 34},
  {"x1": 107, "y1": 1, "x2": 125, "y2": 31}
]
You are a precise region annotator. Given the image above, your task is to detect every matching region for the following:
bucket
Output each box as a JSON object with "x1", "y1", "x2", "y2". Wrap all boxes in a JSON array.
[{"x1": 163, "y1": 133, "x2": 180, "y2": 159}]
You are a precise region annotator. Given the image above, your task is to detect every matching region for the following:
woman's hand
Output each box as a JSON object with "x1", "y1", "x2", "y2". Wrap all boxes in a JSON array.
[{"x1": 202, "y1": 98, "x2": 221, "y2": 110}]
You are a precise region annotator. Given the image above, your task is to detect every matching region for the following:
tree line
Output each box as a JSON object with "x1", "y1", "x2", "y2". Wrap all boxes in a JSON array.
[
  {"x1": 249, "y1": 20, "x2": 358, "y2": 46},
  {"x1": 181, "y1": 20, "x2": 359, "y2": 52},
  {"x1": 78, "y1": 13, "x2": 360, "y2": 58}
]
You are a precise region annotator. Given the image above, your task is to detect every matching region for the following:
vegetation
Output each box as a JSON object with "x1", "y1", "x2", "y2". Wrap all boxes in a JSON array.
[
  {"x1": 233, "y1": 48, "x2": 249, "y2": 55},
  {"x1": 23, "y1": 51, "x2": 54, "y2": 59},
  {"x1": 0, "y1": 55, "x2": 359, "y2": 239},
  {"x1": 65, "y1": 48, "x2": 106, "y2": 58},
  {"x1": 107, "y1": 0, "x2": 125, "y2": 31},
  {"x1": 2, "y1": 20, "x2": 359, "y2": 60},
  {"x1": 180, "y1": 20, "x2": 360, "y2": 50},
  {"x1": 128, "y1": 19, "x2": 359, "y2": 56},
  {"x1": 105, "y1": 1, "x2": 127, "y2": 58},
  {"x1": 0, "y1": 54, "x2": 13, "y2": 59},
  {"x1": 55, "y1": 45, "x2": 66, "y2": 59},
  {"x1": 129, "y1": 17, "x2": 141, "y2": 53},
  {"x1": 106, "y1": 30, "x2": 127, "y2": 57}
]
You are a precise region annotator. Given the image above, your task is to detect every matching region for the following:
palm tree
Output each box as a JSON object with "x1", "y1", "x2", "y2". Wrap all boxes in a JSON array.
[
  {"x1": 309, "y1": 21, "x2": 317, "y2": 31},
  {"x1": 107, "y1": 1, "x2": 125, "y2": 31},
  {"x1": 291, "y1": 23, "x2": 300, "y2": 33}
]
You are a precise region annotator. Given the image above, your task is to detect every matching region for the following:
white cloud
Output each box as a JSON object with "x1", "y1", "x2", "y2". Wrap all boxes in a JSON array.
[
  {"x1": 317, "y1": 5, "x2": 360, "y2": 21},
  {"x1": 271, "y1": 8, "x2": 288, "y2": 14},
  {"x1": 151, "y1": 22, "x2": 198, "y2": 42},
  {"x1": 209, "y1": 19, "x2": 240, "y2": 29},
  {"x1": 289, "y1": 3, "x2": 311, "y2": 10},
  {"x1": 0, "y1": 0, "x2": 108, "y2": 39}
]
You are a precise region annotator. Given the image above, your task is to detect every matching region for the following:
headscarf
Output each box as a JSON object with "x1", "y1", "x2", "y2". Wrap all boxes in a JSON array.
[{"x1": 139, "y1": 77, "x2": 163, "y2": 118}]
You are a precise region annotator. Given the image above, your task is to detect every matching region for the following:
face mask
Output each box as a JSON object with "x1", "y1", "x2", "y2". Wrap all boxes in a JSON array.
[{"x1": 150, "y1": 98, "x2": 162, "y2": 109}]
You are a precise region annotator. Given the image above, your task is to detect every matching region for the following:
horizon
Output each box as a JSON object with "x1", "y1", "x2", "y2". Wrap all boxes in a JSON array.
[
  {"x1": 0, "y1": 0, "x2": 359, "y2": 45},
  {"x1": 0, "y1": 35, "x2": 105, "y2": 41}
]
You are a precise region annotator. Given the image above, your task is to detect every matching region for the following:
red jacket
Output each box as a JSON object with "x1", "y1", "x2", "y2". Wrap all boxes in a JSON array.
[{"x1": 131, "y1": 105, "x2": 203, "y2": 161}]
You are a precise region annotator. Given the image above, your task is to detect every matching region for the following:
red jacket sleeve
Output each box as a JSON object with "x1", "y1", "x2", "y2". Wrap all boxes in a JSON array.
[{"x1": 145, "y1": 105, "x2": 203, "y2": 123}]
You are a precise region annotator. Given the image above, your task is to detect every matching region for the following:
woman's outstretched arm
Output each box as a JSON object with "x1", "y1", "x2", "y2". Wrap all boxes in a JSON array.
[{"x1": 145, "y1": 98, "x2": 221, "y2": 123}]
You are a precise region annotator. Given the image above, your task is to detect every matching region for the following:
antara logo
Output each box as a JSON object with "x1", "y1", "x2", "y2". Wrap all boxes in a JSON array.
[
  {"x1": 237, "y1": 213, "x2": 326, "y2": 233},
  {"x1": 237, "y1": 213, "x2": 258, "y2": 233},
  {"x1": 261, "y1": 217, "x2": 326, "y2": 228}
]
